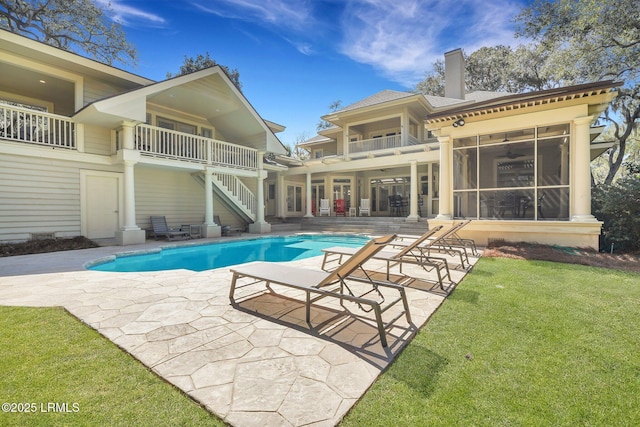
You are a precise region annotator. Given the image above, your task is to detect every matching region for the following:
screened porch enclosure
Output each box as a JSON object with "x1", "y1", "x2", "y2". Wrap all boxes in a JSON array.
[{"x1": 453, "y1": 124, "x2": 570, "y2": 220}]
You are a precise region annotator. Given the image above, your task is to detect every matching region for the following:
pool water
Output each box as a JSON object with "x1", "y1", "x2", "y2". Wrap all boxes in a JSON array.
[{"x1": 88, "y1": 234, "x2": 370, "y2": 273}]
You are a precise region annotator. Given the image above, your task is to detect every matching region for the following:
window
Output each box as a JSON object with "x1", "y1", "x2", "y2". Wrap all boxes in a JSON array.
[
  {"x1": 314, "y1": 149, "x2": 323, "y2": 158},
  {"x1": 453, "y1": 124, "x2": 570, "y2": 221},
  {"x1": 157, "y1": 117, "x2": 197, "y2": 135}
]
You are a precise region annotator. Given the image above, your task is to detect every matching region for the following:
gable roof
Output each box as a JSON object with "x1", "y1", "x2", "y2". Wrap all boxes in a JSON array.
[
  {"x1": 75, "y1": 66, "x2": 287, "y2": 154},
  {"x1": 334, "y1": 90, "x2": 416, "y2": 113}
]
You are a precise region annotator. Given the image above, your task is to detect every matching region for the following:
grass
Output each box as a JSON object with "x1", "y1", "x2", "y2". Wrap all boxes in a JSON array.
[
  {"x1": 0, "y1": 306, "x2": 224, "y2": 427},
  {"x1": 342, "y1": 258, "x2": 640, "y2": 426},
  {"x1": 1, "y1": 258, "x2": 638, "y2": 426}
]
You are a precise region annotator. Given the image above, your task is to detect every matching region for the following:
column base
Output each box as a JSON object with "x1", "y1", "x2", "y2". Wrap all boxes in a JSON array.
[
  {"x1": 249, "y1": 222, "x2": 271, "y2": 234},
  {"x1": 115, "y1": 229, "x2": 146, "y2": 246},
  {"x1": 202, "y1": 224, "x2": 222, "y2": 238},
  {"x1": 571, "y1": 214, "x2": 599, "y2": 222},
  {"x1": 406, "y1": 214, "x2": 420, "y2": 223},
  {"x1": 435, "y1": 214, "x2": 453, "y2": 220}
]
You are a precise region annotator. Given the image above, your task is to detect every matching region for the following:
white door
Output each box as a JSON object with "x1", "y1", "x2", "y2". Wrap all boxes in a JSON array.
[{"x1": 85, "y1": 174, "x2": 120, "y2": 238}]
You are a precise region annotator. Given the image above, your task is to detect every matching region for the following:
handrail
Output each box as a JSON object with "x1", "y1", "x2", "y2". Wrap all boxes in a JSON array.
[
  {"x1": 213, "y1": 172, "x2": 257, "y2": 216},
  {"x1": 136, "y1": 124, "x2": 258, "y2": 170},
  {"x1": 0, "y1": 104, "x2": 75, "y2": 149}
]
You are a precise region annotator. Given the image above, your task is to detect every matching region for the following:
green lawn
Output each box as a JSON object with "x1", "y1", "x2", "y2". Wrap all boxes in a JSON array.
[
  {"x1": 342, "y1": 258, "x2": 640, "y2": 426},
  {"x1": 0, "y1": 306, "x2": 224, "y2": 427},
  {"x1": 1, "y1": 258, "x2": 639, "y2": 426}
]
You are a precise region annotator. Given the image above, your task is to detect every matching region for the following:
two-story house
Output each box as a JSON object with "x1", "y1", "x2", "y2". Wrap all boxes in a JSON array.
[
  {"x1": 0, "y1": 29, "x2": 287, "y2": 245},
  {"x1": 287, "y1": 50, "x2": 618, "y2": 248},
  {"x1": 0, "y1": 30, "x2": 619, "y2": 250}
]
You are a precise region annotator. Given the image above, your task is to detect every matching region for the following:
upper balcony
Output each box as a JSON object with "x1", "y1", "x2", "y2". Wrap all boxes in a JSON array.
[
  {"x1": 129, "y1": 124, "x2": 259, "y2": 171},
  {"x1": 0, "y1": 103, "x2": 75, "y2": 149},
  {"x1": 1, "y1": 104, "x2": 259, "y2": 172},
  {"x1": 348, "y1": 134, "x2": 437, "y2": 155}
]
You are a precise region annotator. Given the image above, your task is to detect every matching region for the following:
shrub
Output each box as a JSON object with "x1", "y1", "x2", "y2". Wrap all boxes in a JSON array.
[{"x1": 593, "y1": 171, "x2": 640, "y2": 252}]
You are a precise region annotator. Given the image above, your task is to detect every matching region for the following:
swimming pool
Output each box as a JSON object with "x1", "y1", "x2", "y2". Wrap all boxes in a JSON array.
[{"x1": 88, "y1": 234, "x2": 370, "y2": 273}]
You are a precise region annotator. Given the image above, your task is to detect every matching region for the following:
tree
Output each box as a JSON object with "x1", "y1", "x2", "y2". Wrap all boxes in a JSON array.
[
  {"x1": 516, "y1": 0, "x2": 640, "y2": 184},
  {"x1": 0, "y1": 0, "x2": 136, "y2": 66},
  {"x1": 285, "y1": 131, "x2": 311, "y2": 160},
  {"x1": 316, "y1": 100, "x2": 342, "y2": 132},
  {"x1": 166, "y1": 52, "x2": 242, "y2": 91}
]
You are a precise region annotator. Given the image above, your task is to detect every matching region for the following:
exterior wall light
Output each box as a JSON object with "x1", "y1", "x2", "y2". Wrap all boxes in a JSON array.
[{"x1": 452, "y1": 118, "x2": 465, "y2": 127}]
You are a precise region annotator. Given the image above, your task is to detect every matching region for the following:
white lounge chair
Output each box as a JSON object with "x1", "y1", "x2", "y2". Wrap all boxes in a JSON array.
[
  {"x1": 318, "y1": 198, "x2": 331, "y2": 216},
  {"x1": 359, "y1": 198, "x2": 371, "y2": 216},
  {"x1": 321, "y1": 226, "x2": 452, "y2": 290},
  {"x1": 229, "y1": 234, "x2": 412, "y2": 347}
]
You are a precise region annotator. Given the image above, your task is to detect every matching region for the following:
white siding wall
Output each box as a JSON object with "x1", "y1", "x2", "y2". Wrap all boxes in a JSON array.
[
  {"x1": 83, "y1": 124, "x2": 112, "y2": 156},
  {"x1": 134, "y1": 168, "x2": 245, "y2": 230},
  {"x1": 83, "y1": 77, "x2": 132, "y2": 106},
  {"x1": 0, "y1": 154, "x2": 101, "y2": 242}
]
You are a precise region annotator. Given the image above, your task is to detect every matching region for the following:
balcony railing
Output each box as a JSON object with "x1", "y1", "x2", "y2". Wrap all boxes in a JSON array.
[
  {"x1": 135, "y1": 124, "x2": 258, "y2": 170},
  {"x1": 348, "y1": 134, "x2": 429, "y2": 155},
  {"x1": 0, "y1": 104, "x2": 75, "y2": 149}
]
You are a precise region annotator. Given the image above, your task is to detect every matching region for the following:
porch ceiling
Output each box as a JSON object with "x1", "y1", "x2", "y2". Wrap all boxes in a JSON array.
[{"x1": 0, "y1": 61, "x2": 75, "y2": 115}]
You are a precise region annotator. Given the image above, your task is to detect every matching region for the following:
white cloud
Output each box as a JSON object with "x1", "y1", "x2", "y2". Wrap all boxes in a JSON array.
[
  {"x1": 338, "y1": 0, "x2": 524, "y2": 86},
  {"x1": 96, "y1": 0, "x2": 166, "y2": 26},
  {"x1": 191, "y1": 0, "x2": 314, "y2": 31}
]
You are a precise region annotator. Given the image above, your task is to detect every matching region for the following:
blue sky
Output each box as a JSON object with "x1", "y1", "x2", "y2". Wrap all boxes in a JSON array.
[{"x1": 99, "y1": 0, "x2": 530, "y2": 147}]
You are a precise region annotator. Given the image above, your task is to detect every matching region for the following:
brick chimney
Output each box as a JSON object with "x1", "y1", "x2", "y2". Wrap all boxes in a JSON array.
[{"x1": 444, "y1": 48, "x2": 465, "y2": 99}]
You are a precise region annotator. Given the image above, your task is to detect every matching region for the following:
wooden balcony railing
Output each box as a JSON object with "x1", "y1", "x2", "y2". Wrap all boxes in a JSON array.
[
  {"x1": 0, "y1": 104, "x2": 75, "y2": 149},
  {"x1": 135, "y1": 124, "x2": 258, "y2": 170}
]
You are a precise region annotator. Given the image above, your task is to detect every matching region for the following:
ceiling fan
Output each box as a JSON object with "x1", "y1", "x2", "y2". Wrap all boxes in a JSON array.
[{"x1": 497, "y1": 147, "x2": 525, "y2": 159}]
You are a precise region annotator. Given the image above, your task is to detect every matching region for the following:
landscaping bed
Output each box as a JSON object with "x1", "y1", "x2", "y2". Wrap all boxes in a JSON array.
[{"x1": 0, "y1": 236, "x2": 99, "y2": 257}]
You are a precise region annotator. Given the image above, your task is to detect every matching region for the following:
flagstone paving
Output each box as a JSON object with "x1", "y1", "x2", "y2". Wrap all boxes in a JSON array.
[{"x1": 0, "y1": 236, "x2": 479, "y2": 426}]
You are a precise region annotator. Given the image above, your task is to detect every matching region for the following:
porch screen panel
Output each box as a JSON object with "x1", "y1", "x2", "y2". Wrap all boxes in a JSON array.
[{"x1": 453, "y1": 124, "x2": 570, "y2": 221}]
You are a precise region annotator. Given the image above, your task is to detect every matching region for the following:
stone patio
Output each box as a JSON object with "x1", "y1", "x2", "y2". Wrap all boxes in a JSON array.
[{"x1": 0, "y1": 235, "x2": 479, "y2": 426}]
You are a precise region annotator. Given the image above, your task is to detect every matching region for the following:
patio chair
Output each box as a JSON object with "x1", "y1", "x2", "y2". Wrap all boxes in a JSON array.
[
  {"x1": 150, "y1": 216, "x2": 190, "y2": 241},
  {"x1": 321, "y1": 225, "x2": 452, "y2": 290},
  {"x1": 229, "y1": 234, "x2": 412, "y2": 348},
  {"x1": 359, "y1": 198, "x2": 371, "y2": 216},
  {"x1": 214, "y1": 215, "x2": 244, "y2": 236},
  {"x1": 318, "y1": 198, "x2": 331, "y2": 216},
  {"x1": 335, "y1": 199, "x2": 346, "y2": 216}
]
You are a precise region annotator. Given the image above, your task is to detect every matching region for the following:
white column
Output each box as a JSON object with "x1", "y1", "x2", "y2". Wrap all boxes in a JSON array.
[
  {"x1": 201, "y1": 167, "x2": 221, "y2": 238},
  {"x1": 305, "y1": 172, "x2": 313, "y2": 217},
  {"x1": 250, "y1": 153, "x2": 271, "y2": 233},
  {"x1": 204, "y1": 167, "x2": 214, "y2": 226},
  {"x1": 256, "y1": 170, "x2": 266, "y2": 224},
  {"x1": 407, "y1": 160, "x2": 419, "y2": 221},
  {"x1": 571, "y1": 115, "x2": 598, "y2": 222},
  {"x1": 436, "y1": 135, "x2": 453, "y2": 219},
  {"x1": 121, "y1": 159, "x2": 138, "y2": 230},
  {"x1": 400, "y1": 109, "x2": 409, "y2": 147},
  {"x1": 115, "y1": 122, "x2": 145, "y2": 245},
  {"x1": 342, "y1": 125, "x2": 350, "y2": 156},
  {"x1": 277, "y1": 173, "x2": 285, "y2": 218}
]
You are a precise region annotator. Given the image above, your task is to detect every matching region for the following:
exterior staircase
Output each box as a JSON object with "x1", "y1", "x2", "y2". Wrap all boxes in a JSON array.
[{"x1": 192, "y1": 173, "x2": 256, "y2": 224}]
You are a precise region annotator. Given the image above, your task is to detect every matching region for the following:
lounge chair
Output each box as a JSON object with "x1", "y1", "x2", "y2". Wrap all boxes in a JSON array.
[
  {"x1": 359, "y1": 198, "x2": 371, "y2": 216},
  {"x1": 150, "y1": 216, "x2": 190, "y2": 241},
  {"x1": 229, "y1": 234, "x2": 412, "y2": 348},
  {"x1": 437, "y1": 220, "x2": 478, "y2": 256},
  {"x1": 318, "y1": 198, "x2": 331, "y2": 216},
  {"x1": 393, "y1": 221, "x2": 473, "y2": 269},
  {"x1": 321, "y1": 226, "x2": 452, "y2": 290},
  {"x1": 214, "y1": 215, "x2": 244, "y2": 236}
]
